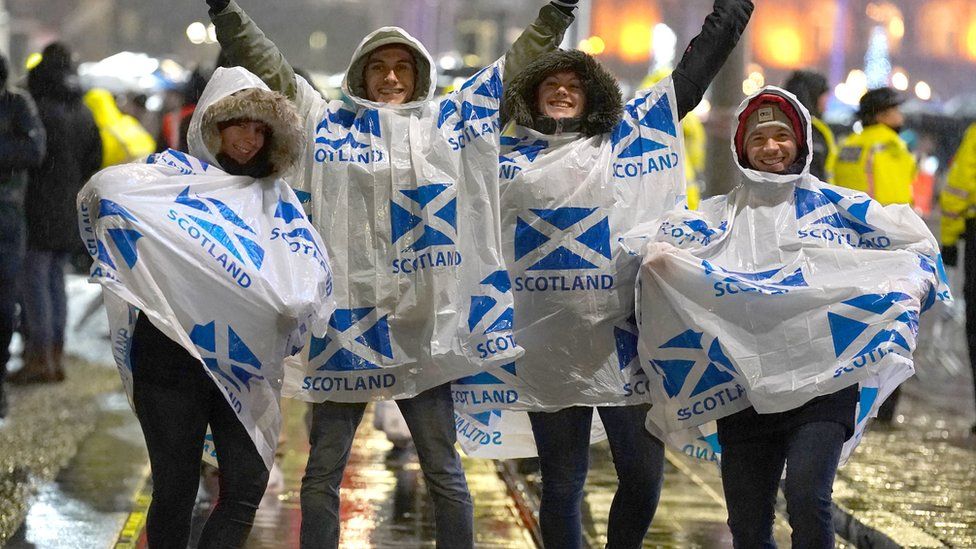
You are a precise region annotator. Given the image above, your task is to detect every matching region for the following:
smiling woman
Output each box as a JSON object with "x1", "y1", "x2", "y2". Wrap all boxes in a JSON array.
[
  {"x1": 536, "y1": 70, "x2": 586, "y2": 119},
  {"x1": 218, "y1": 119, "x2": 269, "y2": 165}
]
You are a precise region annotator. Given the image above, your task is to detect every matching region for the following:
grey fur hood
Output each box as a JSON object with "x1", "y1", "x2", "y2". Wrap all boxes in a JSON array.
[
  {"x1": 188, "y1": 67, "x2": 305, "y2": 178},
  {"x1": 502, "y1": 49, "x2": 623, "y2": 137}
]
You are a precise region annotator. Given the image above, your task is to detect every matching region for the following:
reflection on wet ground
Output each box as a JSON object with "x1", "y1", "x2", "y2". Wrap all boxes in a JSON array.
[{"x1": 3, "y1": 274, "x2": 976, "y2": 547}]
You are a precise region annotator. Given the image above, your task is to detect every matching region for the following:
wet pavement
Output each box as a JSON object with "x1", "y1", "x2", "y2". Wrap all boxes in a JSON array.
[{"x1": 0, "y1": 271, "x2": 975, "y2": 547}]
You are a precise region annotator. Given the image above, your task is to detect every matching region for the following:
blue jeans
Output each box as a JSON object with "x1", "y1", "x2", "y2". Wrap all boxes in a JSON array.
[
  {"x1": 22, "y1": 249, "x2": 67, "y2": 350},
  {"x1": 720, "y1": 421, "x2": 845, "y2": 549},
  {"x1": 0, "y1": 212, "x2": 24, "y2": 377},
  {"x1": 528, "y1": 404, "x2": 665, "y2": 549},
  {"x1": 300, "y1": 383, "x2": 473, "y2": 549}
]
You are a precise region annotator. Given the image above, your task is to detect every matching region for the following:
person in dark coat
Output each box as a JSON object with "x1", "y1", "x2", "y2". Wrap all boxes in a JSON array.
[
  {"x1": 0, "y1": 52, "x2": 46, "y2": 412},
  {"x1": 783, "y1": 70, "x2": 837, "y2": 183},
  {"x1": 12, "y1": 42, "x2": 101, "y2": 384}
]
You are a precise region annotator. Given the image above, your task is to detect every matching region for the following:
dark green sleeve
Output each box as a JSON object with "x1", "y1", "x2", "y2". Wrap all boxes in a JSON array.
[
  {"x1": 209, "y1": 0, "x2": 298, "y2": 99},
  {"x1": 503, "y1": 4, "x2": 574, "y2": 85}
]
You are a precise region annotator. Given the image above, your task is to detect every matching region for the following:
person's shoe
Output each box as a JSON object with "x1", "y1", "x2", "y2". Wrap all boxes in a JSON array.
[
  {"x1": 51, "y1": 343, "x2": 65, "y2": 382},
  {"x1": 8, "y1": 348, "x2": 60, "y2": 384}
]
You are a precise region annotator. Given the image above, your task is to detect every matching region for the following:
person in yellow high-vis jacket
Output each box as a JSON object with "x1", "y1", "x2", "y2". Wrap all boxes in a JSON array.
[
  {"x1": 83, "y1": 88, "x2": 156, "y2": 168},
  {"x1": 834, "y1": 87, "x2": 916, "y2": 206},
  {"x1": 835, "y1": 87, "x2": 916, "y2": 423},
  {"x1": 940, "y1": 122, "x2": 976, "y2": 435}
]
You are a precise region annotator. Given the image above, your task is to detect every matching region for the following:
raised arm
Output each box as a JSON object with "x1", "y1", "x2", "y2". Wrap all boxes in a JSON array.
[
  {"x1": 503, "y1": 1, "x2": 576, "y2": 85},
  {"x1": 206, "y1": 0, "x2": 298, "y2": 99},
  {"x1": 0, "y1": 93, "x2": 46, "y2": 171},
  {"x1": 672, "y1": 0, "x2": 754, "y2": 120}
]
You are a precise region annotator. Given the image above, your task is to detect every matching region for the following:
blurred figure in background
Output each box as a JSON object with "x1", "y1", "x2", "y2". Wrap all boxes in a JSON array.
[
  {"x1": 940, "y1": 122, "x2": 976, "y2": 435},
  {"x1": 0, "y1": 52, "x2": 46, "y2": 413},
  {"x1": 158, "y1": 67, "x2": 209, "y2": 153},
  {"x1": 783, "y1": 70, "x2": 837, "y2": 183},
  {"x1": 11, "y1": 42, "x2": 101, "y2": 384},
  {"x1": 834, "y1": 86, "x2": 916, "y2": 423},
  {"x1": 834, "y1": 87, "x2": 916, "y2": 206},
  {"x1": 83, "y1": 88, "x2": 156, "y2": 167}
]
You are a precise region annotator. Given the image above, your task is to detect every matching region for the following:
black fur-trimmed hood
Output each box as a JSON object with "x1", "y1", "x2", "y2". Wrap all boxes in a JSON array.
[{"x1": 502, "y1": 49, "x2": 623, "y2": 137}]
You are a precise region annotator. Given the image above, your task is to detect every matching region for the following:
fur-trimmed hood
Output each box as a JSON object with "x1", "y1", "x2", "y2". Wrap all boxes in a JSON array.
[
  {"x1": 187, "y1": 66, "x2": 304, "y2": 179},
  {"x1": 502, "y1": 49, "x2": 623, "y2": 137},
  {"x1": 341, "y1": 27, "x2": 437, "y2": 110}
]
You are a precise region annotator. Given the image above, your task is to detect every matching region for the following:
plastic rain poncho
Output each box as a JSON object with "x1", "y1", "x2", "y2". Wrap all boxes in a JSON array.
[
  {"x1": 632, "y1": 86, "x2": 949, "y2": 464},
  {"x1": 280, "y1": 28, "x2": 521, "y2": 403},
  {"x1": 453, "y1": 78, "x2": 686, "y2": 458},
  {"x1": 77, "y1": 67, "x2": 335, "y2": 468}
]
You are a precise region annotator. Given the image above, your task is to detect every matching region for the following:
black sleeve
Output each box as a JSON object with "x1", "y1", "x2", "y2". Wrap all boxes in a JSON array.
[
  {"x1": 80, "y1": 108, "x2": 103, "y2": 180},
  {"x1": 0, "y1": 94, "x2": 47, "y2": 170},
  {"x1": 672, "y1": 0, "x2": 754, "y2": 120}
]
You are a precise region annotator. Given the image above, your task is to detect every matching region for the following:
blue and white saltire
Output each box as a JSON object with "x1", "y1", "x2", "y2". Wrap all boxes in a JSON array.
[
  {"x1": 281, "y1": 29, "x2": 519, "y2": 403},
  {"x1": 78, "y1": 148, "x2": 335, "y2": 469},
  {"x1": 631, "y1": 87, "x2": 949, "y2": 464}
]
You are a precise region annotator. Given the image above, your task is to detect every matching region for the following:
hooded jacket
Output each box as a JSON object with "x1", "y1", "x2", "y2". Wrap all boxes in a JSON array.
[
  {"x1": 633, "y1": 86, "x2": 947, "y2": 461},
  {"x1": 78, "y1": 67, "x2": 332, "y2": 469},
  {"x1": 210, "y1": 1, "x2": 574, "y2": 403},
  {"x1": 26, "y1": 44, "x2": 102, "y2": 252},
  {"x1": 188, "y1": 68, "x2": 304, "y2": 179}
]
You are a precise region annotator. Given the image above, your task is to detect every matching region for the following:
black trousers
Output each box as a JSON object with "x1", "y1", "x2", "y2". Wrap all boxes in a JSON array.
[{"x1": 130, "y1": 314, "x2": 269, "y2": 549}]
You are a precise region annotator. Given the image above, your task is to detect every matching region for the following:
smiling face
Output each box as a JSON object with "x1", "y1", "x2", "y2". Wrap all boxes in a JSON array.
[
  {"x1": 363, "y1": 45, "x2": 416, "y2": 104},
  {"x1": 219, "y1": 119, "x2": 268, "y2": 165},
  {"x1": 745, "y1": 125, "x2": 798, "y2": 174},
  {"x1": 536, "y1": 70, "x2": 586, "y2": 120}
]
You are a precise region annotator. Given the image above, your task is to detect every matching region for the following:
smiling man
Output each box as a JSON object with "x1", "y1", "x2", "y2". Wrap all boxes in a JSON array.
[{"x1": 737, "y1": 98, "x2": 804, "y2": 174}]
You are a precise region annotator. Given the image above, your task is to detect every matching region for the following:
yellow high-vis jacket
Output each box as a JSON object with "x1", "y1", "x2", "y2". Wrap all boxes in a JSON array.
[
  {"x1": 940, "y1": 123, "x2": 976, "y2": 246},
  {"x1": 83, "y1": 89, "x2": 156, "y2": 168},
  {"x1": 834, "y1": 123, "x2": 916, "y2": 206}
]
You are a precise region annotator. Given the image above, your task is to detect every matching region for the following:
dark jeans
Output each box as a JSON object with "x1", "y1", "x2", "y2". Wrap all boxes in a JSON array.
[
  {"x1": 300, "y1": 383, "x2": 473, "y2": 549},
  {"x1": 720, "y1": 421, "x2": 845, "y2": 549},
  {"x1": 131, "y1": 314, "x2": 269, "y2": 549},
  {"x1": 22, "y1": 248, "x2": 67, "y2": 350},
  {"x1": 0, "y1": 212, "x2": 24, "y2": 379},
  {"x1": 528, "y1": 404, "x2": 665, "y2": 549}
]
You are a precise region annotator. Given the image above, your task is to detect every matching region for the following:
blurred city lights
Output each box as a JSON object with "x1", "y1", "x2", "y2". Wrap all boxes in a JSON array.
[
  {"x1": 651, "y1": 23, "x2": 677, "y2": 69},
  {"x1": 619, "y1": 21, "x2": 653, "y2": 62},
  {"x1": 309, "y1": 31, "x2": 328, "y2": 50},
  {"x1": 207, "y1": 24, "x2": 217, "y2": 44},
  {"x1": 915, "y1": 80, "x2": 932, "y2": 100},
  {"x1": 891, "y1": 69, "x2": 909, "y2": 91},
  {"x1": 186, "y1": 22, "x2": 208, "y2": 45},
  {"x1": 578, "y1": 36, "x2": 606, "y2": 55},
  {"x1": 742, "y1": 69, "x2": 765, "y2": 96},
  {"x1": 691, "y1": 98, "x2": 711, "y2": 118},
  {"x1": 24, "y1": 52, "x2": 42, "y2": 70},
  {"x1": 462, "y1": 54, "x2": 481, "y2": 67},
  {"x1": 762, "y1": 26, "x2": 802, "y2": 67},
  {"x1": 438, "y1": 54, "x2": 458, "y2": 70}
]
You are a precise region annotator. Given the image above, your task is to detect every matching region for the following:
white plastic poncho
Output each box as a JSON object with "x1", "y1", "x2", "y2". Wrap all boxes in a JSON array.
[
  {"x1": 77, "y1": 67, "x2": 336, "y2": 469},
  {"x1": 453, "y1": 78, "x2": 686, "y2": 458},
  {"x1": 632, "y1": 86, "x2": 949, "y2": 463},
  {"x1": 281, "y1": 28, "x2": 520, "y2": 403}
]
